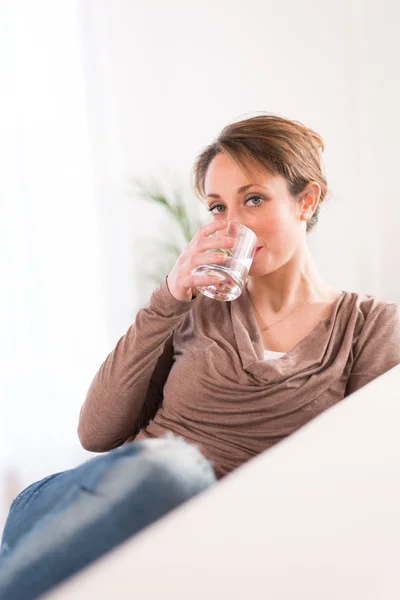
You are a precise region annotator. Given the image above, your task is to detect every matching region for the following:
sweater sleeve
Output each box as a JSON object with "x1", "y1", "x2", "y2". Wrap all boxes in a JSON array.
[
  {"x1": 77, "y1": 279, "x2": 195, "y2": 452},
  {"x1": 345, "y1": 302, "x2": 400, "y2": 396}
]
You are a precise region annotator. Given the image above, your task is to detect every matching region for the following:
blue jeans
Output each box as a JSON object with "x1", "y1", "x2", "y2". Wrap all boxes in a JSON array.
[{"x1": 0, "y1": 436, "x2": 216, "y2": 600}]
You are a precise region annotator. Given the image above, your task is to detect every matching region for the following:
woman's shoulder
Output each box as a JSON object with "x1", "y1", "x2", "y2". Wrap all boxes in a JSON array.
[{"x1": 341, "y1": 290, "x2": 400, "y2": 328}]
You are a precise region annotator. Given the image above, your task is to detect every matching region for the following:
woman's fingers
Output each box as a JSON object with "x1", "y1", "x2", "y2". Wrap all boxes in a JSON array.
[
  {"x1": 196, "y1": 235, "x2": 236, "y2": 253},
  {"x1": 179, "y1": 273, "x2": 222, "y2": 290},
  {"x1": 166, "y1": 219, "x2": 234, "y2": 302},
  {"x1": 193, "y1": 219, "x2": 229, "y2": 241},
  {"x1": 188, "y1": 251, "x2": 228, "y2": 269}
]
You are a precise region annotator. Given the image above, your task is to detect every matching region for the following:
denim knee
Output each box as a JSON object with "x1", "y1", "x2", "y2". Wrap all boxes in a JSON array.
[
  {"x1": 140, "y1": 434, "x2": 215, "y2": 483},
  {"x1": 96, "y1": 434, "x2": 216, "y2": 500}
]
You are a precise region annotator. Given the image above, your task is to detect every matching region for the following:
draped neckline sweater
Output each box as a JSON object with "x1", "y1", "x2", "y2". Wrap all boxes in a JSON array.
[{"x1": 78, "y1": 280, "x2": 400, "y2": 479}]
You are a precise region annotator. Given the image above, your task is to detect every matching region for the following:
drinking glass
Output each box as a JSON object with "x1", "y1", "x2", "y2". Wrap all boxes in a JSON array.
[{"x1": 194, "y1": 221, "x2": 257, "y2": 301}]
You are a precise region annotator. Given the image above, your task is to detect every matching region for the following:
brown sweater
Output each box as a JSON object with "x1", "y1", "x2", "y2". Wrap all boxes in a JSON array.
[{"x1": 78, "y1": 279, "x2": 400, "y2": 479}]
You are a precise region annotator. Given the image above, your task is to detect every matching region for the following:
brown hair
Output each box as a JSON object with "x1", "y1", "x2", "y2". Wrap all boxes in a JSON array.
[{"x1": 193, "y1": 114, "x2": 327, "y2": 232}]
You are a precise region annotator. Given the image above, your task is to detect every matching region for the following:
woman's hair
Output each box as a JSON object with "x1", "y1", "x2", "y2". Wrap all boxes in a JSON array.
[{"x1": 193, "y1": 114, "x2": 327, "y2": 232}]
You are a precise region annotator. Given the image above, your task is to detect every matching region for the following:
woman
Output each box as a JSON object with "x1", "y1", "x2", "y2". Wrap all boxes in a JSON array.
[{"x1": 2, "y1": 114, "x2": 400, "y2": 599}]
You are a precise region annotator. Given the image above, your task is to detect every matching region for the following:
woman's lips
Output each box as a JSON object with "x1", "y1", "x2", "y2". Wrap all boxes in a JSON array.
[{"x1": 254, "y1": 246, "x2": 263, "y2": 257}]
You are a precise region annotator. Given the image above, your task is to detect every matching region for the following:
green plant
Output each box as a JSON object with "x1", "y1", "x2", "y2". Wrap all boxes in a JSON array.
[{"x1": 133, "y1": 179, "x2": 207, "y2": 284}]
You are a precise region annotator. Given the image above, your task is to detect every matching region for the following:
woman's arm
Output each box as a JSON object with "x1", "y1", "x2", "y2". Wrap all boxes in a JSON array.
[
  {"x1": 345, "y1": 302, "x2": 400, "y2": 396},
  {"x1": 125, "y1": 336, "x2": 174, "y2": 439},
  {"x1": 78, "y1": 220, "x2": 236, "y2": 451},
  {"x1": 77, "y1": 280, "x2": 193, "y2": 452}
]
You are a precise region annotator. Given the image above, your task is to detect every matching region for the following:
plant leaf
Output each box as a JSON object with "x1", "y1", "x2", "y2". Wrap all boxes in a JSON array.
[{"x1": 131, "y1": 178, "x2": 208, "y2": 283}]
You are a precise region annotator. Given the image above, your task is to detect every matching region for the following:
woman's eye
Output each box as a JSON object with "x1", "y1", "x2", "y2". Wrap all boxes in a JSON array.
[
  {"x1": 208, "y1": 204, "x2": 226, "y2": 214},
  {"x1": 208, "y1": 196, "x2": 264, "y2": 214},
  {"x1": 245, "y1": 195, "x2": 264, "y2": 207}
]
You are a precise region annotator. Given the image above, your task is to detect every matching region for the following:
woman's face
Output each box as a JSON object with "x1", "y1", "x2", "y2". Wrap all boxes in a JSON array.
[{"x1": 203, "y1": 152, "x2": 309, "y2": 277}]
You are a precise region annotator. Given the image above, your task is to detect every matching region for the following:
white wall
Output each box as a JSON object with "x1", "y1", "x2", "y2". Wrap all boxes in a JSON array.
[
  {"x1": 0, "y1": 0, "x2": 110, "y2": 525},
  {"x1": 361, "y1": 1, "x2": 400, "y2": 302}
]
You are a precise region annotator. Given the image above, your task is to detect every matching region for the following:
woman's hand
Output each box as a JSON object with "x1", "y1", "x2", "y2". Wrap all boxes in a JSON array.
[{"x1": 167, "y1": 220, "x2": 236, "y2": 302}]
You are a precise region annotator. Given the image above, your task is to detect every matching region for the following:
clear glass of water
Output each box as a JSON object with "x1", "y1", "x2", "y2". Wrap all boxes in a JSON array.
[{"x1": 194, "y1": 222, "x2": 257, "y2": 301}]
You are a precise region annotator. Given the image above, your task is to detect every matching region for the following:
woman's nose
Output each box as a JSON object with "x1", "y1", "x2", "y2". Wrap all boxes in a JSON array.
[
  {"x1": 224, "y1": 210, "x2": 240, "y2": 223},
  {"x1": 225, "y1": 213, "x2": 250, "y2": 229}
]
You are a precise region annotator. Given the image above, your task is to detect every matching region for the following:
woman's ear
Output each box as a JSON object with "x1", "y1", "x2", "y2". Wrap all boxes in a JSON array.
[{"x1": 299, "y1": 182, "x2": 321, "y2": 220}]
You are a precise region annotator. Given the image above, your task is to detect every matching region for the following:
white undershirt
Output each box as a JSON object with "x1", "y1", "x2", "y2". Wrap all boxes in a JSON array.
[{"x1": 263, "y1": 349, "x2": 286, "y2": 361}]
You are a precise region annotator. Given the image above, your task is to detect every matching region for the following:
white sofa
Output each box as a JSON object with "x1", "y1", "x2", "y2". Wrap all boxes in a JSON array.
[{"x1": 42, "y1": 364, "x2": 400, "y2": 599}]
